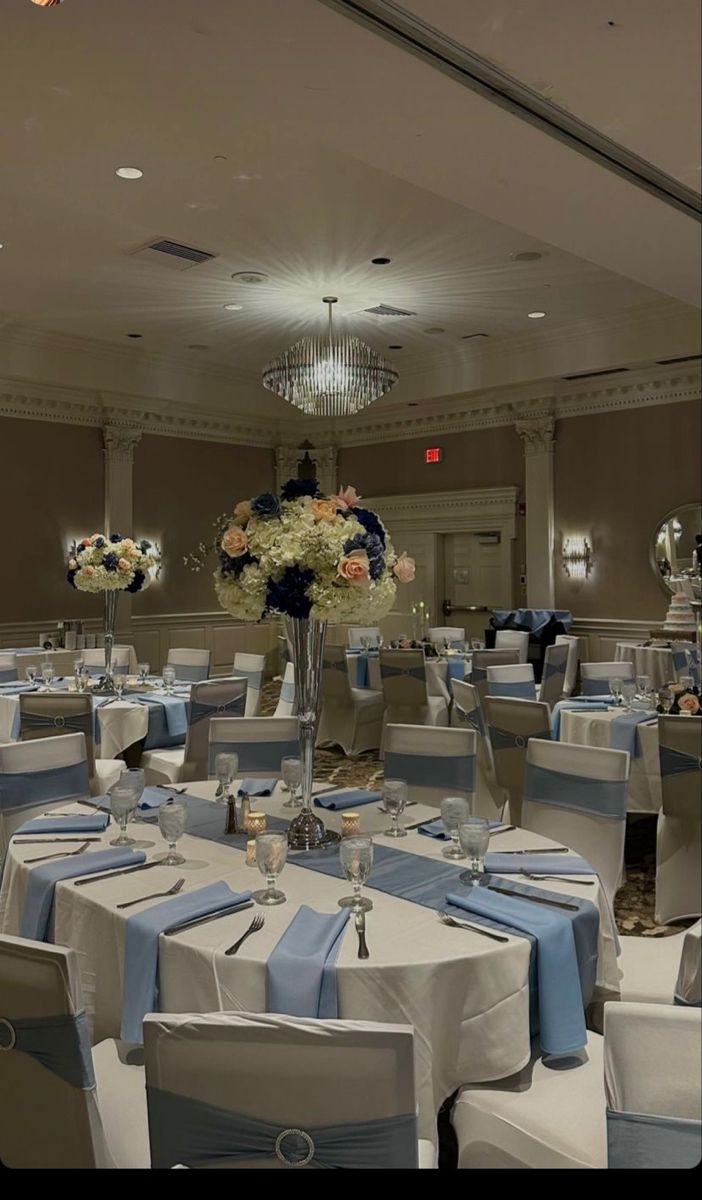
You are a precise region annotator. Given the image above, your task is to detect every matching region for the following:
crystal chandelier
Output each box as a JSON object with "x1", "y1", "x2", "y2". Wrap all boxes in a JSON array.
[{"x1": 262, "y1": 297, "x2": 399, "y2": 418}]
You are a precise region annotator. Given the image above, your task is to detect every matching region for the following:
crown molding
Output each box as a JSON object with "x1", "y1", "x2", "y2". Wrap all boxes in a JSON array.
[{"x1": 364, "y1": 486, "x2": 519, "y2": 536}]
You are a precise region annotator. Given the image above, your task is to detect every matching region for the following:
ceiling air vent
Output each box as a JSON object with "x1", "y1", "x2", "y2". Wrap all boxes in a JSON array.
[
  {"x1": 361, "y1": 303, "x2": 416, "y2": 318},
  {"x1": 562, "y1": 367, "x2": 630, "y2": 381},
  {"x1": 462, "y1": 332, "x2": 489, "y2": 340},
  {"x1": 655, "y1": 354, "x2": 702, "y2": 366},
  {"x1": 127, "y1": 238, "x2": 217, "y2": 272}
]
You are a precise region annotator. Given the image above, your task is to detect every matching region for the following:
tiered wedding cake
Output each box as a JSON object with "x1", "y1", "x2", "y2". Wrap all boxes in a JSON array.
[{"x1": 663, "y1": 592, "x2": 697, "y2": 632}]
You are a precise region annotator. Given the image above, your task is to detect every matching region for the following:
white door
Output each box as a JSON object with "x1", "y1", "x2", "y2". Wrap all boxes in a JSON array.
[{"x1": 442, "y1": 533, "x2": 506, "y2": 636}]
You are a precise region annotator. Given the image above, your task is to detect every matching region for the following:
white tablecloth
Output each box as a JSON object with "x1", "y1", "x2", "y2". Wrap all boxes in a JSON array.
[
  {"x1": 614, "y1": 643, "x2": 675, "y2": 690},
  {"x1": 560, "y1": 708, "x2": 661, "y2": 814},
  {"x1": 11, "y1": 646, "x2": 139, "y2": 678},
  {"x1": 0, "y1": 781, "x2": 619, "y2": 1140}
]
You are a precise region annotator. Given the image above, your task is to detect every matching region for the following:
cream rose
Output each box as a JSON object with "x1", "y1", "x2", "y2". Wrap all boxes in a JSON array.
[
  {"x1": 222, "y1": 526, "x2": 249, "y2": 557},
  {"x1": 82, "y1": 566, "x2": 95, "y2": 577},
  {"x1": 393, "y1": 552, "x2": 416, "y2": 583},
  {"x1": 117, "y1": 558, "x2": 131, "y2": 573},
  {"x1": 310, "y1": 498, "x2": 338, "y2": 523},
  {"x1": 233, "y1": 500, "x2": 252, "y2": 526},
  {"x1": 337, "y1": 549, "x2": 370, "y2": 588},
  {"x1": 679, "y1": 693, "x2": 700, "y2": 714}
]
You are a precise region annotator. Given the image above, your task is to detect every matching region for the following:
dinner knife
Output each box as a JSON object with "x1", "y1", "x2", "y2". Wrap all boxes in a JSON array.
[
  {"x1": 74, "y1": 861, "x2": 164, "y2": 887},
  {"x1": 355, "y1": 909, "x2": 369, "y2": 959},
  {"x1": 493, "y1": 847, "x2": 569, "y2": 855},
  {"x1": 14, "y1": 837, "x2": 103, "y2": 845},
  {"x1": 163, "y1": 900, "x2": 254, "y2": 936},
  {"x1": 486, "y1": 883, "x2": 579, "y2": 912}
]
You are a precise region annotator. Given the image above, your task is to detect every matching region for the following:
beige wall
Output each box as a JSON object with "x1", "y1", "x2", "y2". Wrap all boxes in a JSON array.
[
  {"x1": 554, "y1": 399, "x2": 702, "y2": 620},
  {"x1": 132, "y1": 433, "x2": 275, "y2": 615},
  {"x1": 338, "y1": 424, "x2": 524, "y2": 495},
  {"x1": 0, "y1": 416, "x2": 105, "y2": 623}
]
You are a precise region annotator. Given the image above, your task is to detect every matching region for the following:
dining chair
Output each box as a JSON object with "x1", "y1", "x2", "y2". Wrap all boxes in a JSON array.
[
  {"x1": 428, "y1": 626, "x2": 465, "y2": 649},
  {"x1": 537, "y1": 642, "x2": 570, "y2": 709},
  {"x1": 384, "y1": 723, "x2": 476, "y2": 809},
  {"x1": 82, "y1": 647, "x2": 132, "y2": 677},
  {"x1": 0, "y1": 732, "x2": 92, "y2": 856},
  {"x1": 671, "y1": 641, "x2": 701, "y2": 687},
  {"x1": 555, "y1": 634, "x2": 580, "y2": 698},
  {"x1": 379, "y1": 649, "x2": 449, "y2": 735},
  {"x1": 655, "y1": 715, "x2": 702, "y2": 925},
  {"x1": 523, "y1": 739, "x2": 629, "y2": 907},
  {"x1": 482, "y1": 696, "x2": 552, "y2": 825},
  {"x1": 486, "y1": 663, "x2": 537, "y2": 701},
  {"x1": 18, "y1": 692, "x2": 123, "y2": 795},
  {"x1": 140, "y1": 677, "x2": 248, "y2": 785},
  {"x1": 143, "y1": 1011, "x2": 435, "y2": 1169},
  {"x1": 580, "y1": 661, "x2": 634, "y2": 696},
  {"x1": 494, "y1": 630, "x2": 529, "y2": 663},
  {"x1": 470, "y1": 649, "x2": 520, "y2": 706},
  {"x1": 207, "y1": 716, "x2": 300, "y2": 777},
  {"x1": 0, "y1": 934, "x2": 149, "y2": 1169},
  {"x1": 347, "y1": 626, "x2": 381, "y2": 648},
  {"x1": 165, "y1": 647, "x2": 211, "y2": 683},
  {"x1": 0, "y1": 651, "x2": 18, "y2": 684},
  {"x1": 617, "y1": 919, "x2": 701, "y2": 1006},
  {"x1": 450, "y1": 679, "x2": 504, "y2": 820},
  {"x1": 317, "y1": 645, "x2": 384, "y2": 757},
  {"x1": 232, "y1": 652, "x2": 266, "y2": 716},
  {"x1": 273, "y1": 662, "x2": 296, "y2": 716}
]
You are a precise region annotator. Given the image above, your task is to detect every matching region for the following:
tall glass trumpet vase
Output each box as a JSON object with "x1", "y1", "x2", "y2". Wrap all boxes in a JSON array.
[
  {"x1": 94, "y1": 590, "x2": 119, "y2": 694},
  {"x1": 286, "y1": 617, "x2": 339, "y2": 850}
]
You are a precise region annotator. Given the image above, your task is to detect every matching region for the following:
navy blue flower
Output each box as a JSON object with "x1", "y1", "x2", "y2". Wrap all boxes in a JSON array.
[
  {"x1": 343, "y1": 531, "x2": 385, "y2": 580},
  {"x1": 280, "y1": 478, "x2": 321, "y2": 501},
  {"x1": 265, "y1": 566, "x2": 314, "y2": 619},
  {"x1": 109, "y1": 533, "x2": 123, "y2": 543},
  {"x1": 219, "y1": 549, "x2": 256, "y2": 578},
  {"x1": 251, "y1": 492, "x2": 281, "y2": 520},
  {"x1": 94, "y1": 536, "x2": 106, "y2": 549},
  {"x1": 126, "y1": 570, "x2": 145, "y2": 594},
  {"x1": 67, "y1": 568, "x2": 77, "y2": 589},
  {"x1": 103, "y1": 552, "x2": 119, "y2": 571},
  {"x1": 353, "y1": 507, "x2": 386, "y2": 547}
]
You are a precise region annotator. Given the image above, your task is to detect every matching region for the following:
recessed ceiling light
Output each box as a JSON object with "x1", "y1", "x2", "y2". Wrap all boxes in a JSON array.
[
  {"x1": 388, "y1": 344, "x2": 403, "y2": 350},
  {"x1": 223, "y1": 303, "x2": 244, "y2": 311},
  {"x1": 371, "y1": 256, "x2": 392, "y2": 265},
  {"x1": 513, "y1": 251, "x2": 542, "y2": 262},
  {"x1": 231, "y1": 271, "x2": 268, "y2": 284},
  {"x1": 527, "y1": 311, "x2": 547, "y2": 319},
  {"x1": 126, "y1": 332, "x2": 142, "y2": 339},
  {"x1": 424, "y1": 327, "x2": 445, "y2": 334},
  {"x1": 115, "y1": 166, "x2": 143, "y2": 180},
  {"x1": 408, "y1": 402, "x2": 418, "y2": 407},
  {"x1": 188, "y1": 343, "x2": 209, "y2": 350}
]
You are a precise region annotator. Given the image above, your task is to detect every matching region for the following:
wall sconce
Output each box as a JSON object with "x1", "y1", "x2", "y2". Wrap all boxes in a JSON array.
[{"x1": 562, "y1": 536, "x2": 593, "y2": 579}]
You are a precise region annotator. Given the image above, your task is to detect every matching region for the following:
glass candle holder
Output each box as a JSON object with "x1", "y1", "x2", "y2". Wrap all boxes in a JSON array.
[
  {"x1": 247, "y1": 812, "x2": 266, "y2": 837},
  {"x1": 245, "y1": 839, "x2": 257, "y2": 866},
  {"x1": 341, "y1": 811, "x2": 361, "y2": 837}
]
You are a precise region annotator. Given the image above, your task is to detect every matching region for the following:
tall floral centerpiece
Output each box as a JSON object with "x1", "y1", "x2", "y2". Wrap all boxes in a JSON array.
[
  {"x1": 67, "y1": 535, "x2": 160, "y2": 691},
  {"x1": 215, "y1": 479, "x2": 415, "y2": 847}
]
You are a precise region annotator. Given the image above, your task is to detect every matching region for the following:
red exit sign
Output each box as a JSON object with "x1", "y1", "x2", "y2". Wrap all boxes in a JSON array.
[{"x1": 425, "y1": 447, "x2": 443, "y2": 464}]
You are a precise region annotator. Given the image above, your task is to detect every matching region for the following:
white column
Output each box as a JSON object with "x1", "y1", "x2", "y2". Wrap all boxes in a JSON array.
[
  {"x1": 515, "y1": 416, "x2": 556, "y2": 608},
  {"x1": 103, "y1": 426, "x2": 141, "y2": 637}
]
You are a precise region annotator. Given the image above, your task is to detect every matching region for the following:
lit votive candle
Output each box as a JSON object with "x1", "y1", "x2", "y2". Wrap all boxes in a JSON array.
[
  {"x1": 247, "y1": 811, "x2": 266, "y2": 837},
  {"x1": 245, "y1": 839, "x2": 257, "y2": 866},
  {"x1": 341, "y1": 811, "x2": 361, "y2": 837}
]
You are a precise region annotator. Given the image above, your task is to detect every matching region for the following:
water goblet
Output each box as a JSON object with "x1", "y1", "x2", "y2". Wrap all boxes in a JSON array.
[
  {"x1": 679, "y1": 675, "x2": 694, "y2": 692},
  {"x1": 657, "y1": 687, "x2": 673, "y2": 713},
  {"x1": 137, "y1": 661, "x2": 150, "y2": 685},
  {"x1": 113, "y1": 674, "x2": 125, "y2": 700},
  {"x1": 375, "y1": 634, "x2": 384, "y2": 649},
  {"x1": 118, "y1": 767, "x2": 145, "y2": 811},
  {"x1": 609, "y1": 677, "x2": 623, "y2": 706},
  {"x1": 458, "y1": 817, "x2": 491, "y2": 884},
  {"x1": 441, "y1": 796, "x2": 470, "y2": 858},
  {"x1": 636, "y1": 674, "x2": 652, "y2": 700},
  {"x1": 214, "y1": 752, "x2": 238, "y2": 801},
  {"x1": 360, "y1": 636, "x2": 370, "y2": 652},
  {"x1": 41, "y1": 662, "x2": 54, "y2": 692},
  {"x1": 162, "y1": 665, "x2": 176, "y2": 695},
  {"x1": 110, "y1": 786, "x2": 138, "y2": 846},
  {"x1": 156, "y1": 798, "x2": 188, "y2": 865},
  {"x1": 281, "y1": 755, "x2": 302, "y2": 809},
  {"x1": 252, "y1": 832, "x2": 288, "y2": 905},
  {"x1": 73, "y1": 658, "x2": 85, "y2": 679},
  {"x1": 382, "y1": 778, "x2": 408, "y2": 838},
  {"x1": 338, "y1": 835, "x2": 374, "y2": 911},
  {"x1": 621, "y1": 680, "x2": 637, "y2": 710},
  {"x1": 25, "y1": 665, "x2": 37, "y2": 686}
]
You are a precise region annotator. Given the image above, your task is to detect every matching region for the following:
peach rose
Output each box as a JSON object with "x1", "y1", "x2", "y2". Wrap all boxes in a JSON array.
[
  {"x1": 222, "y1": 526, "x2": 248, "y2": 557},
  {"x1": 332, "y1": 485, "x2": 362, "y2": 510},
  {"x1": 82, "y1": 566, "x2": 95, "y2": 577},
  {"x1": 337, "y1": 549, "x2": 370, "y2": 588},
  {"x1": 126, "y1": 544, "x2": 141, "y2": 560},
  {"x1": 81, "y1": 538, "x2": 92, "y2": 548},
  {"x1": 117, "y1": 558, "x2": 131, "y2": 573},
  {"x1": 310, "y1": 498, "x2": 338, "y2": 523},
  {"x1": 393, "y1": 552, "x2": 416, "y2": 583},
  {"x1": 679, "y1": 693, "x2": 700, "y2": 714},
  {"x1": 233, "y1": 500, "x2": 252, "y2": 526}
]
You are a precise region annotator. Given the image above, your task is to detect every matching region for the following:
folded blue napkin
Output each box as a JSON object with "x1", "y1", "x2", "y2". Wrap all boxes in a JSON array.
[
  {"x1": 134, "y1": 694, "x2": 188, "y2": 737},
  {"x1": 121, "y1": 882, "x2": 252, "y2": 1044},
  {"x1": 137, "y1": 786, "x2": 171, "y2": 811},
  {"x1": 313, "y1": 789, "x2": 382, "y2": 811},
  {"x1": 0, "y1": 681, "x2": 37, "y2": 692},
  {"x1": 20, "y1": 848, "x2": 146, "y2": 941},
  {"x1": 484, "y1": 853, "x2": 593, "y2": 875},
  {"x1": 446, "y1": 887, "x2": 587, "y2": 1055},
  {"x1": 418, "y1": 818, "x2": 503, "y2": 839},
  {"x1": 551, "y1": 701, "x2": 610, "y2": 739},
  {"x1": 14, "y1": 812, "x2": 110, "y2": 836},
  {"x1": 267, "y1": 906, "x2": 350, "y2": 1018},
  {"x1": 238, "y1": 778, "x2": 277, "y2": 797}
]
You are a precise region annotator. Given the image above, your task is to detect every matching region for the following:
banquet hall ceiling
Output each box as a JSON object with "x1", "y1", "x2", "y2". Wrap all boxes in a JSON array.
[{"x1": 0, "y1": 0, "x2": 700, "y2": 421}]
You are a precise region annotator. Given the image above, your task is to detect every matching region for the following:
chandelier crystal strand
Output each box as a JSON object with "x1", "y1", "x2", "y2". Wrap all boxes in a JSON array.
[{"x1": 262, "y1": 297, "x2": 399, "y2": 417}]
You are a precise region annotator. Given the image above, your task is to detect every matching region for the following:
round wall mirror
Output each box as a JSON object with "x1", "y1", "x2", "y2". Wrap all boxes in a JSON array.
[{"x1": 651, "y1": 502, "x2": 702, "y2": 595}]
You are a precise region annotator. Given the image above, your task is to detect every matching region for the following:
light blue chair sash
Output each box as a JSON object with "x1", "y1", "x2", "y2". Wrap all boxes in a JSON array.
[
  {"x1": 324, "y1": 657, "x2": 349, "y2": 674},
  {"x1": 86, "y1": 663, "x2": 128, "y2": 677},
  {"x1": 147, "y1": 1086, "x2": 418, "y2": 1170},
  {"x1": 384, "y1": 750, "x2": 475, "y2": 793},
  {"x1": 487, "y1": 680, "x2": 537, "y2": 700},
  {"x1": 607, "y1": 1109, "x2": 702, "y2": 1170},
  {"x1": 0, "y1": 668, "x2": 18, "y2": 683},
  {"x1": 208, "y1": 739, "x2": 300, "y2": 774},
  {"x1": 489, "y1": 726, "x2": 551, "y2": 753},
  {"x1": 234, "y1": 667, "x2": 264, "y2": 692},
  {"x1": 279, "y1": 680, "x2": 296, "y2": 705},
  {"x1": 525, "y1": 763, "x2": 627, "y2": 820},
  {"x1": 267, "y1": 905, "x2": 349, "y2": 1019},
  {"x1": 659, "y1": 745, "x2": 702, "y2": 777},
  {"x1": 543, "y1": 658, "x2": 567, "y2": 681},
  {"x1": 170, "y1": 663, "x2": 209, "y2": 682},
  {"x1": 0, "y1": 1010, "x2": 95, "y2": 1090},
  {"x1": 380, "y1": 664, "x2": 426, "y2": 683},
  {"x1": 189, "y1": 694, "x2": 246, "y2": 726},
  {"x1": 454, "y1": 702, "x2": 485, "y2": 738},
  {"x1": 471, "y1": 666, "x2": 487, "y2": 684},
  {"x1": 0, "y1": 760, "x2": 90, "y2": 812},
  {"x1": 20, "y1": 710, "x2": 94, "y2": 740},
  {"x1": 672, "y1": 649, "x2": 689, "y2": 672},
  {"x1": 581, "y1": 677, "x2": 616, "y2": 696}
]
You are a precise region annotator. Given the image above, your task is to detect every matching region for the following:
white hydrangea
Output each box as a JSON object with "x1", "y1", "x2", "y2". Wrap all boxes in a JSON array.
[{"x1": 69, "y1": 535, "x2": 160, "y2": 594}]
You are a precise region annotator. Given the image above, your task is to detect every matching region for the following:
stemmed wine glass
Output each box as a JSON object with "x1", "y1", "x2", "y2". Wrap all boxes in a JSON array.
[
  {"x1": 162, "y1": 665, "x2": 176, "y2": 695},
  {"x1": 41, "y1": 662, "x2": 54, "y2": 692},
  {"x1": 252, "y1": 832, "x2": 288, "y2": 905},
  {"x1": 25, "y1": 665, "x2": 37, "y2": 687},
  {"x1": 636, "y1": 674, "x2": 652, "y2": 701},
  {"x1": 118, "y1": 767, "x2": 145, "y2": 817},
  {"x1": 137, "y1": 662, "x2": 150, "y2": 685},
  {"x1": 657, "y1": 687, "x2": 674, "y2": 713},
  {"x1": 281, "y1": 755, "x2": 302, "y2": 808},
  {"x1": 157, "y1": 797, "x2": 188, "y2": 865},
  {"x1": 609, "y1": 677, "x2": 623, "y2": 706},
  {"x1": 113, "y1": 674, "x2": 125, "y2": 700},
  {"x1": 110, "y1": 786, "x2": 138, "y2": 846},
  {"x1": 441, "y1": 796, "x2": 470, "y2": 859},
  {"x1": 621, "y1": 680, "x2": 637, "y2": 710},
  {"x1": 382, "y1": 778, "x2": 408, "y2": 838},
  {"x1": 338, "y1": 835, "x2": 374, "y2": 911},
  {"x1": 214, "y1": 752, "x2": 238, "y2": 801},
  {"x1": 458, "y1": 817, "x2": 491, "y2": 885}
]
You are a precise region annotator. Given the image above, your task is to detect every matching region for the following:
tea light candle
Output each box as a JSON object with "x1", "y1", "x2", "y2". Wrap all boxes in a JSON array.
[
  {"x1": 245, "y1": 839, "x2": 257, "y2": 866},
  {"x1": 341, "y1": 811, "x2": 360, "y2": 837},
  {"x1": 247, "y1": 811, "x2": 266, "y2": 836}
]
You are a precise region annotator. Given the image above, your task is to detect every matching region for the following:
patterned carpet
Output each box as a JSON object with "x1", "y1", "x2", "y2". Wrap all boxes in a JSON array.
[{"x1": 262, "y1": 681, "x2": 684, "y2": 938}]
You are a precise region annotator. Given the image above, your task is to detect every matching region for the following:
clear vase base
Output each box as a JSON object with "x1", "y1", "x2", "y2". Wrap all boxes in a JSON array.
[{"x1": 287, "y1": 808, "x2": 341, "y2": 850}]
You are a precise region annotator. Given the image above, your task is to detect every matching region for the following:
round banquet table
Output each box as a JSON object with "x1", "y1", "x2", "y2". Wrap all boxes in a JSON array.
[
  {"x1": 614, "y1": 643, "x2": 675, "y2": 690},
  {"x1": 0, "y1": 782, "x2": 620, "y2": 1142},
  {"x1": 559, "y1": 707, "x2": 661, "y2": 814}
]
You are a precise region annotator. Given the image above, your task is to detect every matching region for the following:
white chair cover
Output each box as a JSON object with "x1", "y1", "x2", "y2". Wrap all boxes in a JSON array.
[
  {"x1": 208, "y1": 716, "x2": 300, "y2": 777},
  {"x1": 494, "y1": 630, "x2": 529, "y2": 663},
  {"x1": 347, "y1": 627, "x2": 381, "y2": 648},
  {"x1": 233, "y1": 652, "x2": 266, "y2": 717},
  {"x1": 538, "y1": 642, "x2": 570, "y2": 709},
  {"x1": 580, "y1": 661, "x2": 634, "y2": 696},
  {"x1": 0, "y1": 733, "x2": 92, "y2": 855},
  {"x1": 0, "y1": 651, "x2": 18, "y2": 684},
  {"x1": 675, "y1": 920, "x2": 702, "y2": 1007},
  {"x1": 655, "y1": 715, "x2": 702, "y2": 924},
  {"x1": 141, "y1": 677, "x2": 249, "y2": 786},
  {"x1": 483, "y1": 696, "x2": 552, "y2": 825},
  {"x1": 555, "y1": 634, "x2": 580, "y2": 698},
  {"x1": 18, "y1": 692, "x2": 122, "y2": 796},
  {"x1": 616, "y1": 930, "x2": 689, "y2": 1006},
  {"x1": 166, "y1": 647, "x2": 211, "y2": 682},
  {"x1": 317, "y1": 646, "x2": 383, "y2": 757},
  {"x1": 450, "y1": 679, "x2": 504, "y2": 821},
  {"x1": 384, "y1": 724, "x2": 476, "y2": 809},
  {"x1": 379, "y1": 649, "x2": 448, "y2": 734},
  {"x1": 486, "y1": 663, "x2": 537, "y2": 701},
  {"x1": 274, "y1": 663, "x2": 296, "y2": 717},
  {"x1": 143, "y1": 1011, "x2": 429, "y2": 1169},
  {"x1": 671, "y1": 641, "x2": 701, "y2": 687},
  {"x1": 428, "y1": 627, "x2": 465, "y2": 649},
  {"x1": 604, "y1": 1003, "x2": 701, "y2": 1169},
  {"x1": 0, "y1": 934, "x2": 148, "y2": 1169},
  {"x1": 471, "y1": 649, "x2": 520, "y2": 706},
  {"x1": 82, "y1": 646, "x2": 132, "y2": 677},
  {"x1": 523, "y1": 739, "x2": 629, "y2": 907}
]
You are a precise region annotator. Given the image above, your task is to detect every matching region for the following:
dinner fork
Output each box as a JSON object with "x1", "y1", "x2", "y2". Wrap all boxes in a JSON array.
[
  {"x1": 440, "y1": 912, "x2": 510, "y2": 943},
  {"x1": 518, "y1": 873, "x2": 595, "y2": 886},
  {"x1": 225, "y1": 913, "x2": 265, "y2": 955},
  {"x1": 116, "y1": 877, "x2": 186, "y2": 909},
  {"x1": 25, "y1": 840, "x2": 91, "y2": 864}
]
